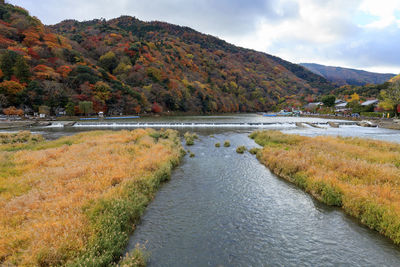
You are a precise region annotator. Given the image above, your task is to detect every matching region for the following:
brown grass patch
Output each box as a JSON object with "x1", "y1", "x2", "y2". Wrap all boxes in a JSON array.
[
  {"x1": 251, "y1": 130, "x2": 400, "y2": 244},
  {"x1": 0, "y1": 129, "x2": 183, "y2": 266}
]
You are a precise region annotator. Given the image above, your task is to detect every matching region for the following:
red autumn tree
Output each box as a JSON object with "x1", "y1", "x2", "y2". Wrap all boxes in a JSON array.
[{"x1": 151, "y1": 102, "x2": 162, "y2": 113}]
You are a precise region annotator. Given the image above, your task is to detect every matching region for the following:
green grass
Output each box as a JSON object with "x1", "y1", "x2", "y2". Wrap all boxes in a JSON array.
[{"x1": 118, "y1": 245, "x2": 147, "y2": 267}]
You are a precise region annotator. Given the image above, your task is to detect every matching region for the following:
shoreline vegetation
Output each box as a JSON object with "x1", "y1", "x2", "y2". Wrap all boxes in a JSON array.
[
  {"x1": 250, "y1": 130, "x2": 400, "y2": 245},
  {"x1": 0, "y1": 129, "x2": 184, "y2": 266}
]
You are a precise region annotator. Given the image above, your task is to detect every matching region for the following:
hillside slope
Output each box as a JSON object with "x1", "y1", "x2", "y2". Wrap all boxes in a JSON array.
[
  {"x1": 300, "y1": 63, "x2": 395, "y2": 86},
  {"x1": 0, "y1": 3, "x2": 334, "y2": 115}
]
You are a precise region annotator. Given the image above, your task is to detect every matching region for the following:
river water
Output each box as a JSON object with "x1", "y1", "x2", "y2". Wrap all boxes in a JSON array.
[{"x1": 5, "y1": 114, "x2": 400, "y2": 266}]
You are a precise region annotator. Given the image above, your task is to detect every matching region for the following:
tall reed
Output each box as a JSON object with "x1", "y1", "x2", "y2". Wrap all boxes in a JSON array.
[
  {"x1": 250, "y1": 130, "x2": 400, "y2": 244},
  {"x1": 0, "y1": 129, "x2": 183, "y2": 266}
]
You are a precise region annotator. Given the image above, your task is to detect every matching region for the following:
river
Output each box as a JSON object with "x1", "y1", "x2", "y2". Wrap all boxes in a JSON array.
[{"x1": 4, "y1": 114, "x2": 400, "y2": 266}]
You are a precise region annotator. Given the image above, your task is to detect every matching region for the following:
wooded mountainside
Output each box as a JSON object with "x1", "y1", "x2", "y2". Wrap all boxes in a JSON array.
[{"x1": 0, "y1": 3, "x2": 335, "y2": 115}]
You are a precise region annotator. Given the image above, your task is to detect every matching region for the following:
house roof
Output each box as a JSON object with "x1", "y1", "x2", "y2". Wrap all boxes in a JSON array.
[
  {"x1": 308, "y1": 102, "x2": 322, "y2": 106},
  {"x1": 361, "y1": 99, "x2": 379, "y2": 106},
  {"x1": 305, "y1": 102, "x2": 323, "y2": 108},
  {"x1": 335, "y1": 102, "x2": 347, "y2": 108}
]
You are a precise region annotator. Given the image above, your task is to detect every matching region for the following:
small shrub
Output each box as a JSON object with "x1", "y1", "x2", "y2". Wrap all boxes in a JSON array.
[
  {"x1": 180, "y1": 148, "x2": 187, "y2": 156},
  {"x1": 189, "y1": 153, "x2": 195, "y2": 158},
  {"x1": 184, "y1": 132, "x2": 197, "y2": 146},
  {"x1": 118, "y1": 244, "x2": 147, "y2": 267},
  {"x1": 249, "y1": 148, "x2": 259, "y2": 155},
  {"x1": 236, "y1": 146, "x2": 246, "y2": 154},
  {"x1": 223, "y1": 141, "x2": 230, "y2": 147},
  {"x1": 215, "y1": 142, "x2": 220, "y2": 147},
  {"x1": 185, "y1": 139, "x2": 194, "y2": 146}
]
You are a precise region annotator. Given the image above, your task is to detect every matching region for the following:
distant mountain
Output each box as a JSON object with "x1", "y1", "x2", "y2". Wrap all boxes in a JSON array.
[
  {"x1": 300, "y1": 63, "x2": 396, "y2": 86},
  {"x1": 0, "y1": 3, "x2": 335, "y2": 115}
]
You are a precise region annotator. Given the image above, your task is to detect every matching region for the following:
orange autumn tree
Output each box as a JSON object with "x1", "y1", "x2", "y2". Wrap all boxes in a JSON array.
[
  {"x1": 56, "y1": 65, "x2": 72, "y2": 78},
  {"x1": 3, "y1": 106, "x2": 24, "y2": 116},
  {"x1": 0, "y1": 80, "x2": 25, "y2": 95},
  {"x1": 93, "y1": 81, "x2": 111, "y2": 102},
  {"x1": 33, "y1": 65, "x2": 60, "y2": 80}
]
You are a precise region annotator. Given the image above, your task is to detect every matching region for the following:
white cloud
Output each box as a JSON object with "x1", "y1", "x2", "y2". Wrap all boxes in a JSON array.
[
  {"x1": 359, "y1": 0, "x2": 400, "y2": 28},
  {"x1": 226, "y1": 0, "x2": 400, "y2": 73}
]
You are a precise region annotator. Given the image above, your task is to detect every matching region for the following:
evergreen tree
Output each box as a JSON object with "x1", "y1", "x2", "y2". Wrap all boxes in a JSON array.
[
  {"x1": 0, "y1": 51, "x2": 18, "y2": 80},
  {"x1": 65, "y1": 102, "x2": 75, "y2": 116},
  {"x1": 13, "y1": 56, "x2": 30, "y2": 83}
]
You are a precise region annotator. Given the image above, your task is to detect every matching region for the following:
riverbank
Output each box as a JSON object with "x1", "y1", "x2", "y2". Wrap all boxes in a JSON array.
[
  {"x1": 301, "y1": 114, "x2": 400, "y2": 130},
  {"x1": 1, "y1": 113, "x2": 400, "y2": 131},
  {"x1": 250, "y1": 130, "x2": 400, "y2": 245},
  {"x1": 0, "y1": 129, "x2": 184, "y2": 266}
]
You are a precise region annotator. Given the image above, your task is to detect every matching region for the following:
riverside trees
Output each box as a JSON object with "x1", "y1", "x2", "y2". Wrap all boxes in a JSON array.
[{"x1": 380, "y1": 80, "x2": 400, "y2": 116}]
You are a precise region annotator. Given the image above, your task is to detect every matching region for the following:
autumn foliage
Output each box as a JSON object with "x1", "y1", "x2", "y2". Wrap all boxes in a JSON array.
[
  {"x1": 0, "y1": 2, "x2": 334, "y2": 115},
  {"x1": 2, "y1": 105, "x2": 23, "y2": 115},
  {"x1": 151, "y1": 102, "x2": 162, "y2": 113}
]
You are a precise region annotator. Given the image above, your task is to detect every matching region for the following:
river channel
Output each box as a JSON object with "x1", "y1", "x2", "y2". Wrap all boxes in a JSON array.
[{"x1": 4, "y1": 114, "x2": 400, "y2": 266}]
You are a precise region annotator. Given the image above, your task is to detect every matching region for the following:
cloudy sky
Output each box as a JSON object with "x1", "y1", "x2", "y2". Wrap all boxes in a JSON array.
[{"x1": 8, "y1": 0, "x2": 400, "y2": 74}]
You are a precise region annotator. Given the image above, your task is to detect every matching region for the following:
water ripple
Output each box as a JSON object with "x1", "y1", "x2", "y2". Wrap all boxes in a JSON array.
[{"x1": 128, "y1": 132, "x2": 400, "y2": 266}]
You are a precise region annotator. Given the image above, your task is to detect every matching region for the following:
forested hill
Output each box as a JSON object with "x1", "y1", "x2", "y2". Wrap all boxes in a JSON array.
[
  {"x1": 0, "y1": 3, "x2": 334, "y2": 115},
  {"x1": 300, "y1": 63, "x2": 395, "y2": 86}
]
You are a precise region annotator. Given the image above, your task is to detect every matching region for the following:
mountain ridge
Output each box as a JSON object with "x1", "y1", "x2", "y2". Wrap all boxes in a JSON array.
[
  {"x1": 300, "y1": 63, "x2": 396, "y2": 86},
  {"x1": 0, "y1": 3, "x2": 335, "y2": 115}
]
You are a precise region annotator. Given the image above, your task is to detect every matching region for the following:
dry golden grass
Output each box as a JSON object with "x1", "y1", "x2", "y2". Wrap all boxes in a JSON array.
[
  {"x1": 0, "y1": 129, "x2": 183, "y2": 266},
  {"x1": 250, "y1": 130, "x2": 400, "y2": 244}
]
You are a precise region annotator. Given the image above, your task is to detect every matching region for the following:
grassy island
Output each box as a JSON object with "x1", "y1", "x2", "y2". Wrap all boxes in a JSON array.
[
  {"x1": 250, "y1": 130, "x2": 400, "y2": 244},
  {"x1": 0, "y1": 129, "x2": 184, "y2": 266}
]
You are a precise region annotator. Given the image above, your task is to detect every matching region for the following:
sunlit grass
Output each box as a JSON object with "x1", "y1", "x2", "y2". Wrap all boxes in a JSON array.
[
  {"x1": 0, "y1": 129, "x2": 183, "y2": 266},
  {"x1": 251, "y1": 130, "x2": 400, "y2": 244}
]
